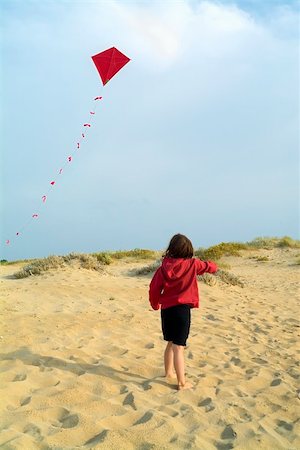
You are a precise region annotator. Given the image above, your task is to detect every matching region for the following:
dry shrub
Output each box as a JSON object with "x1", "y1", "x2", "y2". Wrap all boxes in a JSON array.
[
  {"x1": 13, "y1": 253, "x2": 104, "y2": 279},
  {"x1": 255, "y1": 256, "x2": 269, "y2": 262},
  {"x1": 77, "y1": 254, "x2": 104, "y2": 271},
  {"x1": 198, "y1": 273, "x2": 217, "y2": 286},
  {"x1": 247, "y1": 236, "x2": 300, "y2": 249},
  {"x1": 110, "y1": 249, "x2": 157, "y2": 260},
  {"x1": 92, "y1": 252, "x2": 112, "y2": 265},
  {"x1": 131, "y1": 260, "x2": 161, "y2": 276},
  {"x1": 132, "y1": 262, "x2": 244, "y2": 288},
  {"x1": 277, "y1": 236, "x2": 300, "y2": 248},
  {"x1": 215, "y1": 269, "x2": 245, "y2": 287},
  {"x1": 195, "y1": 242, "x2": 247, "y2": 261},
  {"x1": 198, "y1": 270, "x2": 244, "y2": 288}
]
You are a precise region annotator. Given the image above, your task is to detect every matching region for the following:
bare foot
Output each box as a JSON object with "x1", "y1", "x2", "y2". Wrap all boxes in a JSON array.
[{"x1": 178, "y1": 381, "x2": 193, "y2": 390}]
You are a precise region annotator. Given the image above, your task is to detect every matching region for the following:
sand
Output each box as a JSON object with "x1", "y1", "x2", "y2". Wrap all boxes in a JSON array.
[{"x1": 0, "y1": 248, "x2": 299, "y2": 449}]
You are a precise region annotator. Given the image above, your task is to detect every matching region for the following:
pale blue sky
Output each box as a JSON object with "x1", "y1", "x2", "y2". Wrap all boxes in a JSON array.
[{"x1": 1, "y1": 0, "x2": 299, "y2": 260}]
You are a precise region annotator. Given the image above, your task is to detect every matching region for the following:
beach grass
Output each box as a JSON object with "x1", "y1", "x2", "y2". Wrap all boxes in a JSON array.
[{"x1": 9, "y1": 236, "x2": 299, "y2": 279}]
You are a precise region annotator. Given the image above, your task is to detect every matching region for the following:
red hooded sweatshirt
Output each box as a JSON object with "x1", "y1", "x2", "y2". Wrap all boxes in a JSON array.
[{"x1": 149, "y1": 257, "x2": 218, "y2": 310}]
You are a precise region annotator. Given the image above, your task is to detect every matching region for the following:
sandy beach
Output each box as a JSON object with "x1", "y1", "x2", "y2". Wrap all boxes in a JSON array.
[{"x1": 0, "y1": 247, "x2": 299, "y2": 449}]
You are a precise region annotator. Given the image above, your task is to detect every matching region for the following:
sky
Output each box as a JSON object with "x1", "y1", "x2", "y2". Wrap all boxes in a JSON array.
[{"x1": 1, "y1": 0, "x2": 299, "y2": 260}]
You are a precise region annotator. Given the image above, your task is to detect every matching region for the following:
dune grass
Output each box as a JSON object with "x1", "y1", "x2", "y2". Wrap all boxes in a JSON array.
[
  {"x1": 132, "y1": 262, "x2": 244, "y2": 287},
  {"x1": 246, "y1": 236, "x2": 300, "y2": 249},
  {"x1": 12, "y1": 249, "x2": 158, "y2": 279},
  {"x1": 92, "y1": 249, "x2": 157, "y2": 265},
  {"x1": 195, "y1": 242, "x2": 247, "y2": 261},
  {"x1": 13, "y1": 254, "x2": 105, "y2": 279},
  {"x1": 7, "y1": 236, "x2": 298, "y2": 279},
  {"x1": 194, "y1": 236, "x2": 300, "y2": 262}
]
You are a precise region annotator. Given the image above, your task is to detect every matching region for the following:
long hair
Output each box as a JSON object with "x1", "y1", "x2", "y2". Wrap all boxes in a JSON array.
[{"x1": 164, "y1": 234, "x2": 194, "y2": 259}]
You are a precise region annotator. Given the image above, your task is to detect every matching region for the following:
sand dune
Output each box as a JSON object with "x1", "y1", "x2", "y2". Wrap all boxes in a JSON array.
[{"x1": 0, "y1": 248, "x2": 299, "y2": 449}]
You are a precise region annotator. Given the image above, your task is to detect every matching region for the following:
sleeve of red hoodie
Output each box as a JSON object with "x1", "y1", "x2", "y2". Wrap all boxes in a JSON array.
[
  {"x1": 149, "y1": 268, "x2": 164, "y2": 310},
  {"x1": 195, "y1": 259, "x2": 218, "y2": 275}
]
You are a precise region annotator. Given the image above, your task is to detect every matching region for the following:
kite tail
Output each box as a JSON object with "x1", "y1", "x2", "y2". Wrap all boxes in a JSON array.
[{"x1": 4, "y1": 96, "x2": 103, "y2": 249}]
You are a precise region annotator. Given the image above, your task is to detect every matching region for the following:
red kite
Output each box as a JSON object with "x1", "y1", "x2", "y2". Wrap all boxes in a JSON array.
[{"x1": 92, "y1": 47, "x2": 130, "y2": 85}]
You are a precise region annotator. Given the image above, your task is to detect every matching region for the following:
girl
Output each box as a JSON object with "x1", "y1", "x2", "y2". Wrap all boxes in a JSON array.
[{"x1": 149, "y1": 234, "x2": 218, "y2": 390}]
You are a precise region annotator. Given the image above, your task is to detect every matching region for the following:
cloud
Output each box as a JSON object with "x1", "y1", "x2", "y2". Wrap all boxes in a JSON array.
[{"x1": 98, "y1": 1, "x2": 262, "y2": 69}]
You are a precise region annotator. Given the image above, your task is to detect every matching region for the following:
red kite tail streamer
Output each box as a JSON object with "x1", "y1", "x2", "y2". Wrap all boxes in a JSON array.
[{"x1": 4, "y1": 47, "x2": 130, "y2": 251}]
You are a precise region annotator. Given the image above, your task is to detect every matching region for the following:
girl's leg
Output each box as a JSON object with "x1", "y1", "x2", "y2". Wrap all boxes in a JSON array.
[
  {"x1": 164, "y1": 341, "x2": 175, "y2": 377},
  {"x1": 172, "y1": 343, "x2": 193, "y2": 390}
]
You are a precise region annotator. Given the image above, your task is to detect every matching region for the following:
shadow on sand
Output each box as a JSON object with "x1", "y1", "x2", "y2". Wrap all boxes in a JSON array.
[{"x1": 0, "y1": 347, "x2": 172, "y2": 390}]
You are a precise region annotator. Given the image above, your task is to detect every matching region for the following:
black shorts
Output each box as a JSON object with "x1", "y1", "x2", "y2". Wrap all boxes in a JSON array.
[{"x1": 161, "y1": 304, "x2": 191, "y2": 346}]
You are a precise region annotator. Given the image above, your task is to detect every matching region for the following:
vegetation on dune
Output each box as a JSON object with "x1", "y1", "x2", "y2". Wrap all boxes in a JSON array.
[
  {"x1": 109, "y1": 249, "x2": 157, "y2": 260},
  {"x1": 12, "y1": 249, "x2": 157, "y2": 278},
  {"x1": 92, "y1": 249, "x2": 157, "y2": 265},
  {"x1": 247, "y1": 236, "x2": 300, "y2": 249},
  {"x1": 13, "y1": 254, "x2": 105, "y2": 279},
  {"x1": 132, "y1": 260, "x2": 161, "y2": 276},
  {"x1": 194, "y1": 236, "x2": 300, "y2": 262},
  {"x1": 253, "y1": 256, "x2": 269, "y2": 262},
  {"x1": 92, "y1": 252, "x2": 113, "y2": 265},
  {"x1": 132, "y1": 262, "x2": 244, "y2": 287},
  {"x1": 214, "y1": 269, "x2": 244, "y2": 287},
  {"x1": 195, "y1": 242, "x2": 247, "y2": 261},
  {"x1": 5, "y1": 236, "x2": 298, "y2": 279},
  {"x1": 198, "y1": 270, "x2": 244, "y2": 287}
]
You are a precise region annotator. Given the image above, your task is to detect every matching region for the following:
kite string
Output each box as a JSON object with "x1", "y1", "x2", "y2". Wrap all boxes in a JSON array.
[{"x1": 5, "y1": 95, "x2": 103, "y2": 247}]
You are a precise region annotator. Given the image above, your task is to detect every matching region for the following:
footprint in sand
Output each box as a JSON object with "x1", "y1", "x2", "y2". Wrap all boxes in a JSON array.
[
  {"x1": 198, "y1": 397, "x2": 215, "y2": 412},
  {"x1": 170, "y1": 434, "x2": 179, "y2": 443},
  {"x1": 13, "y1": 373, "x2": 27, "y2": 382},
  {"x1": 123, "y1": 392, "x2": 137, "y2": 410},
  {"x1": 141, "y1": 380, "x2": 152, "y2": 391},
  {"x1": 119, "y1": 385, "x2": 129, "y2": 394},
  {"x1": 252, "y1": 357, "x2": 268, "y2": 365},
  {"x1": 24, "y1": 424, "x2": 43, "y2": 441},
  {"x1": 230, "y1": 357, "x2": 241, "y2": 366},
  {"x1": 270, "y1": 378, "x2": 282, "y2": 386},
  {"x1": 276, "y1": 420, "x2": 294, "y2": 434},
  {"x1": 206, "y1": 314, "x2": 218, "y2": 321},
  {"x1": 51, "y1": 408, "x2": 79, "y2": 429},
  {"x1": 60, "y1": 413, "x2": 79, "y2": 428},
  {"x1": 235, "y1": 406, "x2": 252, "y2": 422},
  {"x1": 84, "y1": 430, "x2": 108, "y2": 447},
  {"x1": 215, "y1": 426, "x2": 237, "y2": 449},
  {"x1": 245, "y1": 368, "x2": 259, "y2": 379},
  {"x1": 287, "y1": 367, "x2": 299, "y2": 380},
  {"x1": 220, "y1": 425, "x2": 237, "y2": 440},
  {"x1": 145, "y1": 343, "x2": 154, "y2": 349},
  {"x1": 20, "y1": 396, "x2": 31, "y2": 406},
  {"x1": 133, "y1": 411, "x2": 153, "y2": 426}
]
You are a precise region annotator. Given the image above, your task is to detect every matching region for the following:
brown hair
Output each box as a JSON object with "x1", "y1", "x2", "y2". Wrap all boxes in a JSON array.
[{"x1": 164, "y1": 234, "x2": 194, "y2": 259}]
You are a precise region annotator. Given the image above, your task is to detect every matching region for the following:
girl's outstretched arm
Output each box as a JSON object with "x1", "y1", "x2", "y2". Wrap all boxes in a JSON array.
[{"x1": 195, "y1": 259, "x2": 218, "y2": 275}]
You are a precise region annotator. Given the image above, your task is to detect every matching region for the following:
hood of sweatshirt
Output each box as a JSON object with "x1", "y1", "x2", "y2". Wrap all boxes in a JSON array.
[{"x1": 161, "y1": 257, "x2": 193, "y2": 281}]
